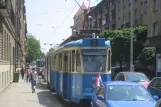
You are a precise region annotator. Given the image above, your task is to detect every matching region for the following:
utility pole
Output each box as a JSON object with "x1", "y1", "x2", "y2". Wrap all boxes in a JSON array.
[{"x1": 130, "y1": 0, "x2": 134, "y2": 72}]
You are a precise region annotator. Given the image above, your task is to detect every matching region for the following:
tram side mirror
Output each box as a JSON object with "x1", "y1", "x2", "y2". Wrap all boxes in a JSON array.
[{"x1": 153, "y1": 95, "x2": 159, "y2": 100}]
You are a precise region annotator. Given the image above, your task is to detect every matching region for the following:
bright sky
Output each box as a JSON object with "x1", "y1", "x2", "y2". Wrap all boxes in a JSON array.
[{"x1": 25, "y1": 0, "x2": 101, "y2": 54}]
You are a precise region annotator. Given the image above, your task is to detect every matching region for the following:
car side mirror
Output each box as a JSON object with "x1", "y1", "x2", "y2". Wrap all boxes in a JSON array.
[
  {"x1": 97, "y1": 95, "x2": 104, "y2": 100},
  {"x1": 154, "y1": 95, "x2": 159, "y2": 100}
]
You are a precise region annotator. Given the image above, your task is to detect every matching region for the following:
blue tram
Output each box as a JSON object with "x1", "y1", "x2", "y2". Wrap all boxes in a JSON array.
[{"x1": 45, "y1": 37, "x2": 112, "y2": 104}]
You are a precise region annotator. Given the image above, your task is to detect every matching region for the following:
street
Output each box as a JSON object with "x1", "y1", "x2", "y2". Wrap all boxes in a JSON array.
[{"x1": 0, "y1": 78, "x2": 88, "y2": 107}]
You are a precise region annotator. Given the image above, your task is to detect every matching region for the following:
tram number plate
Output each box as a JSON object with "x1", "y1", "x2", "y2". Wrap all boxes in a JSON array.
[
  {"x1": 92, "y1": 77, "x2": 97, "y2": 80},
  {"x1": 85, "y1": 88, "x2": 92, "y2": 92},
  {"x1": 91, "y1": 39, "x2": 97, "y2": 46}
]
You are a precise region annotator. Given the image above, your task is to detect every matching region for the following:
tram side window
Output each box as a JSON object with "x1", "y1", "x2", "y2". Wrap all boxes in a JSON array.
[
  {"x1": 72, "y1": 50, "x2": 75, "y2": 72},
  {"x1": 52, "y1": 55, "x2": 55, "y2": 71},
  {"x1": 69, "y1": 51, "x2": 71, "y2": 72},
  {"x1": 76, "y1": 50, "x2": 81, "y2": 72},
  {"x1": 50, "y1": 56, "x2": 52, "y2": 71},
  {"x1": 54, "y1": 55, "x2": 56, "y2": 71},
  {"x1": 59, "y1": 54, "x2": 62, "y2": 71},
  {"x1": 64, "y1": 52, "x2": 68, "y2": 72},
  {"x1": 108, "y1": 50, "x2": 111, "y2": 71}
]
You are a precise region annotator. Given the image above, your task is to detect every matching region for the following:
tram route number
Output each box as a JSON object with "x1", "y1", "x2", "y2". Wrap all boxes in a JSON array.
[{"x1": 91, "y1": 39, "x2": 97, "y2": 46}]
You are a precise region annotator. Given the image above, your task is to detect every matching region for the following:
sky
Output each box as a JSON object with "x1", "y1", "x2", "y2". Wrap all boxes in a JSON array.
[{"x1": 25, "y1": 0, "x2": 101, "y2": 54}]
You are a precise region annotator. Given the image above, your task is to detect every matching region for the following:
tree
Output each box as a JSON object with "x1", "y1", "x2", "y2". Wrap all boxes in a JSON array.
[
  {"x1": 137, "y1": 47, "x2": 156, "y2": 66},
  {"x1": 26, "y1": 33, "x2": 41, "y2": 63},
  {"x1": 101, "y1": 26, "x2": 147, "y2": 68},
  {"x1": 40, "y1": 51, "x2": 45, "y2": 58},
  {"x1": 48, "y1": 48, "x2": 55, "y2": 52}
]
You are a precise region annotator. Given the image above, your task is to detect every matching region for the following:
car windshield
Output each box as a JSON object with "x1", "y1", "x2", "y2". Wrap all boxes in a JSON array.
[
  {"x1": 82, "y1": 49, "x2": 107, "y2": 72},
  {"x1": 108, "y1": 85, "x2": 153, "y2": 101},
  {"x1": 125, "y1": 73, "x2": 149, "y2": 82}
]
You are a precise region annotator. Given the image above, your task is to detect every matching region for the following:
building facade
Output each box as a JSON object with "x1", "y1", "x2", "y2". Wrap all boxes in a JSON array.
[
  {"x1": 0, "y1": 0, "x2": 27, "y2": 92},
  {"x1": 86, "y1": 0, "x2": 161, "y2": 52},
  {"x1": 86, "y1": 0, "x2": 117, "y2": 31}
]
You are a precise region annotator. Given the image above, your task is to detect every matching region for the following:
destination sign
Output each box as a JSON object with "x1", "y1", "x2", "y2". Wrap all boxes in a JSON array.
[{"x1": 82, "y1": 49, "x2": 107, "y2": 55}]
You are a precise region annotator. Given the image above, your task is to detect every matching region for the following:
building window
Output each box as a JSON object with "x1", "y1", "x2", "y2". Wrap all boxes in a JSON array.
[
  {"x1": 144, "y1": 1, "x2": 147, "y2": 14},
  {"x1": 154, "y1": 0, "x2": 158, "y2": 11},
  {"x1": 141, "y1": 2, "x2": 143, "y2": 15},
  {"x1": 128, "y1": 0, "x2": 131, "y2": 5},
  {"x1": 153, "y1": 22, "x2": 158, "y2": 36},
  {"x1": 135, "y1": 9, "x2": 138, "y2": 20},
  {"x1": 129, "y1": 12, "x2": 131, "y2": 22},
  {"x1": 123, "y1": 0, "x2": 125, "y2": 8},
  {"x1": 118, "y1": 0, "x2": 120, "y2": 11}
]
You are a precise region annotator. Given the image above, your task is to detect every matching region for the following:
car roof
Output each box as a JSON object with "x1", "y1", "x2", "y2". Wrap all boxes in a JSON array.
[
  {"x1": 151, "y1": 77, "x2": 161, "y2": 80},
  {"x1": 103, "y1": 81, "x2": 141, "y2": 86},
  {"x1": 119, "y1": 72, "x2": 144, "y2": 74}
]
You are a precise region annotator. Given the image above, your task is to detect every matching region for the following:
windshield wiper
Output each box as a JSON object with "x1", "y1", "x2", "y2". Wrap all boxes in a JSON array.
[
  {"x1": 132, "y1": 80, "x2": 146, "y2": 82},
  {"x1": 125, "y1": 99, "x2": 145, "y2": 101}
]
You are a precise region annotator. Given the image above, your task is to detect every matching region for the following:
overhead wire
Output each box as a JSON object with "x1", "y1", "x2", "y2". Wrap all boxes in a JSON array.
[
  {"x1": 26, "y1": 8, "x2": 73, "y2": 16},
  {"x1": 55, "y1": 4, "x2": 78, "y2": 30},
  {"x1": 55, "y1": 0, "x2": 82, "y2": 30}
]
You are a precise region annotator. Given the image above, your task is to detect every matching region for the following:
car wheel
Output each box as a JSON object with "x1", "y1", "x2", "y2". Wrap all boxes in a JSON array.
[{"x1": 155, "y1": 98, "x2": 161, "y2": 107}]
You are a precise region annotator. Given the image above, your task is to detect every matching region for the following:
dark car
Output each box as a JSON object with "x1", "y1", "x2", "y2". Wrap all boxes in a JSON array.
[{"x1": 148, "y1": 77, "x2": 161, "y2": 98}]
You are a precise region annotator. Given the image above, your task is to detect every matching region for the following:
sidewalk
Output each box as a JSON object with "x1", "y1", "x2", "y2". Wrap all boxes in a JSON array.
[{"x1": 0, "y1": 78, "x2": 41, "y2": 107}]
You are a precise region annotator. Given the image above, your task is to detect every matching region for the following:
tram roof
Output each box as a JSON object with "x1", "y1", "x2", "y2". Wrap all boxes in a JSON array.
[{"x1": 63, "y1": 38, "x2": 110, "y2": 47}]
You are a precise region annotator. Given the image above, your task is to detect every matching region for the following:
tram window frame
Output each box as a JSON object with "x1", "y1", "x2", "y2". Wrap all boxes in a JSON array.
[
  {"x1": 76, "y1": 50, "x2": 81, "y2": 72},
  {"x1": 69, "y1": 51, "x2": 71, "y2": 72},
  {"x1": 108, "y1": 50, "x2": 111, "y2": 72},
  {"x1": 72, "y1": 50, "x2": 75, "y2": 72}
]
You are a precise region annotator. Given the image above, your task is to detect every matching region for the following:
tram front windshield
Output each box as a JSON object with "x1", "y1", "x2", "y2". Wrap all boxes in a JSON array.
[{"x1": 82, "y1": 49, "x2": 107, "y2": 72}]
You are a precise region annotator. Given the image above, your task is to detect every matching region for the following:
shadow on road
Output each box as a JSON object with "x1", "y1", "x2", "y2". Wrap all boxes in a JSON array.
[
  {"x1": 36, "y1": 83, "x2": 82, "y2": 107},
  {"x1": 36, "y1": 83, "x2": 47, "y2": 90}
]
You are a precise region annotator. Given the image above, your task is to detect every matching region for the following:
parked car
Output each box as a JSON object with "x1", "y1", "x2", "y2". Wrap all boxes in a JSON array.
[
  {"x1": 91, "y1": 81, "x2": 158, "y2": 107},
  {"x1": 114, "y1": 72, "x2": 150, "y2": 88},
  {"x1": 111, "y1": 66, "x2": 128, "y2": 80},
  {"x1": 147, "y1": 77, "x2": 161, "y2": 98}
]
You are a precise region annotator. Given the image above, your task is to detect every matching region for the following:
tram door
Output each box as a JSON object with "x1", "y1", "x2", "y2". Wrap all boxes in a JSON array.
[{"x1": 63, "y1": 52, "x2": 68, "y2": 99}]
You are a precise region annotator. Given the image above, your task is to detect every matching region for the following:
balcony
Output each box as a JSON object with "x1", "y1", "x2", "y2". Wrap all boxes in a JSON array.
[{"x1": 0, "y1": 0, "x2": 12, "y2": 17}]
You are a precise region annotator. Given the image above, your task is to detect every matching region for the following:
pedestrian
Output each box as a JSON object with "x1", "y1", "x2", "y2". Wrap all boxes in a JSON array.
[
  {"x1": 28, "y1": 69, "x2": 31, "y2": 83},
  {"x1": 24, "y1": 71, "x2": 27, "y2": 82},
  {"x1": 30, "y1": 68, "x2": 39, "y2": 93},
  {"x1": 20, "y1": 67, "x2": 24, "y2": 79}
]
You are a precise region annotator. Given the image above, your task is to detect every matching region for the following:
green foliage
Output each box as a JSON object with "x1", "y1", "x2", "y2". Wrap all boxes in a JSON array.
[
  {"x1": 26, "y1": 33, "x2": 41, "y2": 63},
  {"x1": 40, "y1": 51, "x2": 45, "y2": 58},
  {"x1": 101, "y1": 26, "x2": 148, "y2": 65},
  {"x1": 138, "y1": 47, "x2": 156, "y2": 66},
  {"x1": 48, "y1": 48, "x2": 55, "y2": 52}
]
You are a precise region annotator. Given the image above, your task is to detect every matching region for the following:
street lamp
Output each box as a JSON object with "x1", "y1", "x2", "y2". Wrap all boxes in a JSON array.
[
  {"x1": 130, "y1": 0, "x2": 134, "y2": 72},
  {"x1": 88, "y1": 16, "x2": 92, "y2": 29}
]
